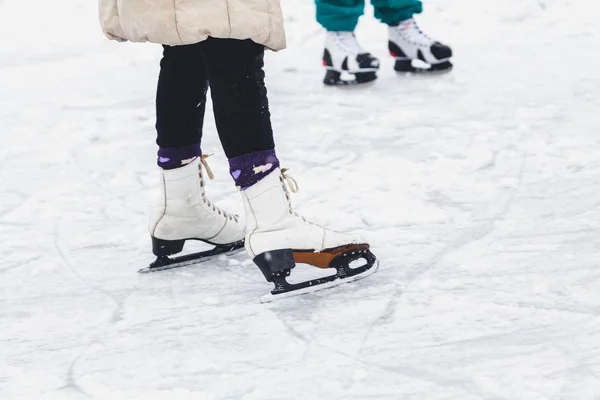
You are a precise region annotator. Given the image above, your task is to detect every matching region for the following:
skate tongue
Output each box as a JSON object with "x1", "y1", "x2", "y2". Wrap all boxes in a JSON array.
[
  {"x1": 400, "y1": 19, "x2": 415, "y2": 30},
  {"x1": 397, "y1": 18, "x2": 433, "y2": 46},
  {"x1": 330, "y1": 31, "x2": 368, "y2": 56}
]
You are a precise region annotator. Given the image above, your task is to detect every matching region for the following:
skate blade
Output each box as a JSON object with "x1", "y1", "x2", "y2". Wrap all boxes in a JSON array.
[
  {"x1": 139, "y1": 241, "x2": 245, "y2": 273},
  {"x1": 325, "y1": 80, "x2": 378, "y2": 89},
  {"x1": 259, "y1": 260, "x2": 380, "y2": 303},
  {"x1": 395, "y1": 60, "x2": 453, "y2": 75},
  {"x1": 396, "y1": 66, "x2": 453, "y2": 76},
  {"x1": 323, "y1": 70, "x2": 378, "y2": 87}
]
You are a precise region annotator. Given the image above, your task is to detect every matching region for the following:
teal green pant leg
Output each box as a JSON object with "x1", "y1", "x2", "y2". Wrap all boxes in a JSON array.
[
  {"x1": 316, "y1": 0, "x2": 365, "y2": 32},
  {"x1": 371, "y1": 0, "x2": 422, "y2": 26}
]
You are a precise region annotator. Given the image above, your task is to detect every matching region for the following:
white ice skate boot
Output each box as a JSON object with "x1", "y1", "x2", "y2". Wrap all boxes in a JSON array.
[
  {"x1": 142, "y1": 156, "x2": 245, "y2": 272},
  {"x1": 322, "y1": 31, "x2": 380, "y2": 86},
  {"x1": 241, "y1": 168, "x2": 378, "y2": 301},
  {"x1": 388, "y1": 18, "x2": 453, "y2": 73}
]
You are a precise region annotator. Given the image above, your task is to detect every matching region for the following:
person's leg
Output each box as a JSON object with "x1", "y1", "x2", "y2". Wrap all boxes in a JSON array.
[
  {"x1": 148, "y1": 43, "x2": 245, "y2": 269},
  {"x1": 200, "y1": 38, "x2": 275, "y2": 161},
  {"x1": 155, "y1": 44, "x2": 207, "y2": 168},
  {"x1": 315, "y1": 0, "x2": 365, "y2": 32},
  {"x1": 371, "y1": 0, "x2": 422, "y2": 26},
  {"x1": 199, "y1": 38, "x2": 378, "y2": 298},
  {"x1": 199, "y1": 38, "x2": 279, "y2": 189}
]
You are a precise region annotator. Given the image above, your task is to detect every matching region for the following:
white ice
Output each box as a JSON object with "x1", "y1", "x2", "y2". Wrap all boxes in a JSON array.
[{"x1": 1, "y1": 0, "x2": 600, "y2": 398}]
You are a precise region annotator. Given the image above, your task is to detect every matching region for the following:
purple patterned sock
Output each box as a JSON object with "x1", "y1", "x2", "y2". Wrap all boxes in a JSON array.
[
  {"x1": 229, "y1": 149, "x2": 280, "y2": 190},
  {"x1": 157, "y1": 143, "x2": 201, "y2": 170}
]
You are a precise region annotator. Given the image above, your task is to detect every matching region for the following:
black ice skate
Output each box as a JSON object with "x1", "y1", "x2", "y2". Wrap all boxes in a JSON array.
[
  {"x1": 389, "y1": 18, "x2": 453, "y2": 74},
  {"x1": 322, "y1": 31, "x2": 380, "y2": 86}
]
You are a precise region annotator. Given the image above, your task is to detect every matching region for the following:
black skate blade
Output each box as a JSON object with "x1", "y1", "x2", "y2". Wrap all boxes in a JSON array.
[
  {"x1": 260, "y1": 249, "x2": 379, "y2": 303},
  {"x1": 139, "y1": 240, "x2": 245, "y2": 273},
  {"x1": 394, "y1": 59, "x2": 453, "y2": 75},
  {"x1": 323, "y1": 70, "x2": 378, "y2": 87}
]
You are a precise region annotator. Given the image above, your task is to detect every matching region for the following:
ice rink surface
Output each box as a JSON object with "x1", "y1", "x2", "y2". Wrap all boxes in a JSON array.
[{"x1": 1, "y1": 0, "x2": 599, "y2": 398}]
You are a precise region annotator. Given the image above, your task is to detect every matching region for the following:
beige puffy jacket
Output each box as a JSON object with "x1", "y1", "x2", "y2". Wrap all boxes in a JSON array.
[{"x1": 98, "y1": 0, "x2": 286, "y2": 51}]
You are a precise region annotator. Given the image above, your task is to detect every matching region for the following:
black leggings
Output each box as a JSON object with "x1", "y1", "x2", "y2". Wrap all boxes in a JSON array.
[{"x1": 155, "y1": 38, "x2": 276, "y2": 159}]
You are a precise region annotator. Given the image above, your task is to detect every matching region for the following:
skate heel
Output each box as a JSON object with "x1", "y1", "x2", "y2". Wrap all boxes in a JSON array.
[
  {"x1": 152, "y1": 236, "x2": 185, "y2": 257},
  {"x1": 323, "y1": 70, "x2": 342, "y2": 86},
  {"x1": 253, "y1": 249, "x2": 296, "y2": 282},
  {"x1": 394, "y1": 59, "x2": 416, "y2": 72}
]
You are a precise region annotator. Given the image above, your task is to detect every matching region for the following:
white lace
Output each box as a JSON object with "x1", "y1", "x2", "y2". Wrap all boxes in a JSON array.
[
  {"x1": 329, "y1": 32, "x2": 367, "y2": 55},
  {"x1": 396, "y1": 19, "x2": 434, "y2": 47},
  {"x1": 198, "y1": 154, "x2": 239, "y2": 223},
  {"x1": 280, "y1": 168, "x2": 316, "y2": 226}
]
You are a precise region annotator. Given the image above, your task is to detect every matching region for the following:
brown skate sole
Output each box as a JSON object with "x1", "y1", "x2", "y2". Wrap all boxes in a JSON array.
[{"x1": 292, "y1": 244, "x2": 370, "y2": 269}]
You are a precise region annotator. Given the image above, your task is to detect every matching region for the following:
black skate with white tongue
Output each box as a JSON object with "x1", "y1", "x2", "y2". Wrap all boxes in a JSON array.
[
  {"x1": 389, "y1": 18, "x2": 453, "y2": 74},
  {"x1": 322, "y1": 32, "x2": 380, "y2": 86}
]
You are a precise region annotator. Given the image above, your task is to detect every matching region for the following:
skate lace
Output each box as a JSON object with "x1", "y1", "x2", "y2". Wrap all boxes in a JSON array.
[
  {"x1": 399, "y1": 19, "x2": 433, "y2": 46},
  {"x1": 332, "y1": 32, "x2": 367, "y2": 56},
  {"x1": 280, "y1": 168, "x2": 316, "y2": 226},
  {"x1": 199, "y1": 154, "x2": 239, "y2": 223}
]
